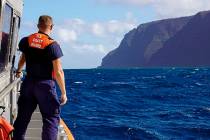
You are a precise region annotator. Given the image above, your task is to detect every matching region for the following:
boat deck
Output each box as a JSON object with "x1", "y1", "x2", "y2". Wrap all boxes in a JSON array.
[
  {"x1": 25, "y1": 109, "x2": 42, "y2": 140},
  {"x1": 25, "y1": 108, "x2": 74, "y2": 140}
]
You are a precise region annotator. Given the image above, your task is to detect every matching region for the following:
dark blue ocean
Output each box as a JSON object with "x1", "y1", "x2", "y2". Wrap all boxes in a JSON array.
[{"x1": 60, "y1": 68, "x2": 210, "y2": 140}]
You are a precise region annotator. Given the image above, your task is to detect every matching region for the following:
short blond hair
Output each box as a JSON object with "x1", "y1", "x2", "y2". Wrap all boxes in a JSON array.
[{"x1": 38, "y1": 15, "x2": 53, "y2": 26}]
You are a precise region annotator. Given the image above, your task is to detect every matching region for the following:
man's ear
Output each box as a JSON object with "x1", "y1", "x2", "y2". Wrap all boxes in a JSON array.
[{"x1": 50, "y1": 25, "x2": 53, "y2": 30}]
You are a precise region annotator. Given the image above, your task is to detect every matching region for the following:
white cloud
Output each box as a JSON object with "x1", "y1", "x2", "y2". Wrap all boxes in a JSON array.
[
  {"x1": 60, "y1": 43, "x2": 107, "y2": 68},
  {"x1": 89, "y1": 19, "x2": 136, "y2": 37},
  {"x1": 96, "y1": 0, "x2": 210, "y2": 18},
  {"x1": 53, "y1": 13, "x2": 137, "y2": 50},
  {"x1": 106, "y1": 20, "x2": 135, "y2": 33},
  {"x1": 61, "y1": 18, "x2": 86, "y2": 34},
  {"x1": 57, "y1": 28, "x2": 77, "y2": 42},
  {"x1": 53, "y1": 14, "x2": 137, "y2": 68},
  {"x1": 97, "y1": 0, "x2": 154, "y2": 6},
  {"x1": 91, "y1": 23, "x2": 105, "y2": 37},
  {"x1": 154, "y1": 0, "x2": 210, "y2": 18},
  {"x1": 54, "y1": 12, "x2": 137, "y2": 38},
  {"x1": 71, "y1": 44, "x2": 107, "y2": 54}
]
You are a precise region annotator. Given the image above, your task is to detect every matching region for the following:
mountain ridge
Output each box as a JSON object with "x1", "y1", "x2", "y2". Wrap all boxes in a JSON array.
[{"x1": 100, "y1": 10, "x2": 210, "y2": 68}]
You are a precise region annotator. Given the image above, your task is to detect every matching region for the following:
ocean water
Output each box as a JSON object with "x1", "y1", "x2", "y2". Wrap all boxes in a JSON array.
[{"x1": 60, "y1": 68, "x2": 210, "y2": 140}]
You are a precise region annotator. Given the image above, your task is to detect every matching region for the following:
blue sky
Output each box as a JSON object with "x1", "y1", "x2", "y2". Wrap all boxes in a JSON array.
[{"x1": 20, "y1": 0, "x2": 210, "y2": 69}]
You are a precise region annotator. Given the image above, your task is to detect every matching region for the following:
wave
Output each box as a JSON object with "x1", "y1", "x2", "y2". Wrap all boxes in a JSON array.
[{"x1": 62, "y1": 68, "x2": 210, "y2": 140}]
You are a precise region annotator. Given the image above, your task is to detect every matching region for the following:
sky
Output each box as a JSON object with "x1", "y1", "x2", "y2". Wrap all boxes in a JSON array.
[{"x1": 19, "y1": 0, "x2": 210, "y2": 69}]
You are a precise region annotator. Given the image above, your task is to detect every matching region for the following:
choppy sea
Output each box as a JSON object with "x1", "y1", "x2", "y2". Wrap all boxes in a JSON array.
[{"x1": 59, "y1": 68, "x2": 210, "y2": 140}]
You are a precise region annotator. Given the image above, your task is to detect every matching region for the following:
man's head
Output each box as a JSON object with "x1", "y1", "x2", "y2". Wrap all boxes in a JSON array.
[{"x1": 37, "y1": 15, "x2": 54, "y2": 34}]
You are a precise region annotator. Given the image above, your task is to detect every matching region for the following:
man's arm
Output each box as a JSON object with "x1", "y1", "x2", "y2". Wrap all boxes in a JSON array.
[
  {"x1": 16, "y1": 53, "x2": 26, "y2": 78},
  {"x1": 53, "y1": 58, "x2": 67, "y2": 105}
]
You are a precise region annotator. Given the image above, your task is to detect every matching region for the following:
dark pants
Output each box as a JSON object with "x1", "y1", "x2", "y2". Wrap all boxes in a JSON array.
[{"x1": 13, "y1": 78, "x2": 60, "y2": 140}]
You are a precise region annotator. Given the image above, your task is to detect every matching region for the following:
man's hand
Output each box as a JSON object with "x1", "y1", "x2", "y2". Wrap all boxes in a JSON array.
[
  {"x1": 53, "y1": 58, "x2": 67, "y2": 106},
  {"x1": 60, "y1": 94, "x2": 68, "y2": 105},
  {"x1": 16, "y1": 53, "x2": 25, "y2": 78},
  {"x1": 15, "y1": 71, "x2": 23, "y2": 78}
]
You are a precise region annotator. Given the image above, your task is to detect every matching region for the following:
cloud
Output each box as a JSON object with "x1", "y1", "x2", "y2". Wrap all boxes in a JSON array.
[
  {"x1": 106, "y1": 20, "x2": 135, "y2": 33},
  {"x1": 91, "y1": 23, "x2": 105, "y2": 37},
  {"x1": 97, "y1": 0, "x2": 153, "y2": 6},
  {"x1": 52, "y1": 13, "x2": 137, "y2": 52},
  {"x1": 95, "y1": 0, "x2": 210, "y2": 18},
  {"x1": 57, "y1": 28, "x2": 77, "y2": 42},
  {"x1": 90, "y1": 19, "x2": 136, "y2": 37},
  {"x1": 53, "y1": 14, "x2": 137, "y2": 68},
  {"x1": 60, "y1": 18, "x2": 86, "y2": 34},
  {"x1": 154, "y1": 0, "x2": 210, "y2": 18},
  {"x1": 54, "y1": 12, "x2": 137, "y2": 37},
  {"x1": 71, "y1": 43, "x2": 107, "y2": 54},
  {"x1": 60, "y1": 42, "x2": 107, "y2": 68}
]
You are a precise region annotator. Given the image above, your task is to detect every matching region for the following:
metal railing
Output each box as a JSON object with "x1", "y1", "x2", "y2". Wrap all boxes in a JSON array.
[{"x1": 0, "y1": 78, "x2": 21, "y2": 101}]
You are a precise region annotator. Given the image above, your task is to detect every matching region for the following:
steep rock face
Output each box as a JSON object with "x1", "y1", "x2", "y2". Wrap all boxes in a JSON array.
[
  {"x1": 100, "y1": 11, "x2": 210, "y2": 68},
  {"x1": 149, "y1": 11, "x2": 210, "y2": 67}
]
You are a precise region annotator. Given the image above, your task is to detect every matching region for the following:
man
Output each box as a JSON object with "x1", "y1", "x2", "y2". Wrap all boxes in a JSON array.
[{"x1": 13, "y1": 15, "x2": 67, "y2": 140}]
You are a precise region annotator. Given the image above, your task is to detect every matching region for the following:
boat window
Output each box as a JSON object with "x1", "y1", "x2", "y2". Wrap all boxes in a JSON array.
[
  {"x1": 10, "y1": 16, "x2": 20, "y2": 64},
  {"x1": 0, "y1": 1, "x2": 1, "y2": 18},
  {"x1": 0, "y1": 4, "x2": 12, "y2": 71},
  {"x1": 0, "y1": 0, "x2": 1, "y2": 17}
]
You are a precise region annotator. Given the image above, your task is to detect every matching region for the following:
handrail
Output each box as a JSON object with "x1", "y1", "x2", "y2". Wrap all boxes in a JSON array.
[{"x1": 0, "y1": 78, "x2": 21, "y2": 101}]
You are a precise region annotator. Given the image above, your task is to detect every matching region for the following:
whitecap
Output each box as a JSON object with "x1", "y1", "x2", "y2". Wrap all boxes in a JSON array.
[
  {"x1": 74, "y1": 81, "x2": 83, "y2": 84},
  {"x1": 206, "y1": 108, "x2": 210, "y2": 112},
  {"x1": 191, "y1": 71, "x2": 196, "y2": 74},
  {"x1": 195, "y1": 82, "x2": 203, "y2": 86},
  {"x1": 155, "y1": 75, "x2": 166, "y2": 79}
]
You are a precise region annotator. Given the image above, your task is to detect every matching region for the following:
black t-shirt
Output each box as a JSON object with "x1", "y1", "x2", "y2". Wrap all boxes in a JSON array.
[{"x1": 19, "y1": 33, "x2": 63, "y2": 79}]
